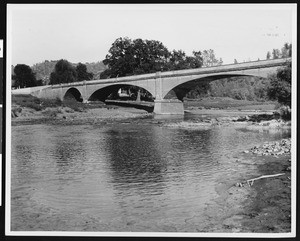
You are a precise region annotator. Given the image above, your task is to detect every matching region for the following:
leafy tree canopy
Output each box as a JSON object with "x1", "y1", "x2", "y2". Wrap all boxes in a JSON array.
[
  {"x1": 13, "y1": 64, "x2": 37, "y2": 88},
  {"x1": 267, "y1": 62, "x2": 291, "y2": 107},
  {"x1": 201, "y1": 49, "x2": 223, "y2": 67},
  {"x1": 100, "y1": 37, "x2": 171, "y2": 78},
  {"x1": 49, "y1": 59, "x2": 77, "y2": 85},
  {"x1": 100, "y1": 37, "x2": 205, "y2": 79},
  {"x1": 268, "y1": 42, "x2": 292, "y2": 60},
  {"x1": 265, "y1": 43, "x2": 292, "y2": 107},
  {"x1": 76, "y1": 63, "x2": 93, "y2": 81}
]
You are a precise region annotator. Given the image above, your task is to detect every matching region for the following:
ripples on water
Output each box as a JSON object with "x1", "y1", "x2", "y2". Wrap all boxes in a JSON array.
[{"x1": 11, "y1": 116, "x2": 291, "y2": 232}]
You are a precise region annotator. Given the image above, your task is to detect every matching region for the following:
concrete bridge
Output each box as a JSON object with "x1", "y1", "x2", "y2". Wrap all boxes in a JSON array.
[{"x1": 12, "y1": 58, "x2": 291, "y2": 114}]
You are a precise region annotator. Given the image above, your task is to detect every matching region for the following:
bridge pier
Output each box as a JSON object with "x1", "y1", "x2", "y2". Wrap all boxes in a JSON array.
[{"x1": 153, "y1": 99, "x2": 184, "y2": 115}]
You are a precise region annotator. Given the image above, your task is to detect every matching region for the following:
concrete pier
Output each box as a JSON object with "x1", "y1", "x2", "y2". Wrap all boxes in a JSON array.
[{"x1": 153, "y1": 99, "x2": 184, "y2": 115}]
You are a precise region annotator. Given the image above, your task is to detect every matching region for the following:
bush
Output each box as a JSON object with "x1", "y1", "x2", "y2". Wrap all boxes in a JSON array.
[
  {"x1": 26, "y1": 103, "x2": 42, "y2": 111},
  {"x1": 63, "y1": 99, "x2": 86, "y2": 112},
  {"x1": 276, "y1": 105, "x2": 291, "y2": 120},
  {"x1": 12, "y1": 94, "x2": 41, "y2": 106},
  {"x1": 42, "y1": 108, "x2": 58, "y2": 117},
  {"x1": 40, "y1": 98, "x2": 63, "y2": 108},
  {"x1": 11, "y1": 107, "x2": 22, "y2": 117}
]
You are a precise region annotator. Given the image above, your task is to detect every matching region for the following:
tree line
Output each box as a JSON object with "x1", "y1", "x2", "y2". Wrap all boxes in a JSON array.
[
  {"x1": 100, "y1": 37, "x2": 223, "y2": 79},
  {"x1": 186, "y1": 43, "x2": 291, "y2": 107},
  {"x1": 12, "y1": 60, "x2": 94, "y2": 88}
]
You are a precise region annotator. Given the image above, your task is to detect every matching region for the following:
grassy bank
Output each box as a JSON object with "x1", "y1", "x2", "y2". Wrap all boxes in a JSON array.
[
  {"x1": 11, "y1": 94, "x2": 151, "y2": 125},
  {"x1": 11, "y1": 95, "x2": 290, "y2": 126},
  {"x1": 184, "y1": 97, "x2": 277, "y2": 110}
]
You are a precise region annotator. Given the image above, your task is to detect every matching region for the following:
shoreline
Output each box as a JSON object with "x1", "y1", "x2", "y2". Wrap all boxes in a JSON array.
[{"x1": 203, "y1": 139, "x2": 291, "y2": 233}]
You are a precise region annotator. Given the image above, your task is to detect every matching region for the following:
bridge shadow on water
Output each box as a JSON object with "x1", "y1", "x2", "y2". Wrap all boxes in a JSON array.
[{"x1": 105, "y1": 100, "x2": 154, "y2": 113}]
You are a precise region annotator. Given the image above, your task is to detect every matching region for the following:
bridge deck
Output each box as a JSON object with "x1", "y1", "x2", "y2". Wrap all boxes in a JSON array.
[{"x1": 51, "y1": 58, "x2": 291, "y2": 88}]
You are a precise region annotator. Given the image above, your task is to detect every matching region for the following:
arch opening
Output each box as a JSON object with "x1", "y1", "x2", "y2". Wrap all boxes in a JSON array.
[
  {"x1": 164, "y1": 74, "x2": 265, "y2": 101},
  {"x1": 64, "y1": 88, "x2": 83, "y2": 102},
  {"x1": 88, "y1": 84, "x2": 154, "y2": 102}
]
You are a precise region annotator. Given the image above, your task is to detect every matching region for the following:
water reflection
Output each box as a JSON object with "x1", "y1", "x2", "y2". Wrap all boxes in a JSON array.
[
  {"x1": 104, "y1": 125, "x2": 167, "y2": 196},
  {"x1": 11, "y1": 120, "x2": 291, "y2": 231}
]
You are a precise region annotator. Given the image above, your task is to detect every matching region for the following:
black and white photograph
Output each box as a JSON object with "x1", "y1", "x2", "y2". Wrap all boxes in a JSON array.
[{"x1": 5, "y1": 3, "x2": 296, "y2": 238}]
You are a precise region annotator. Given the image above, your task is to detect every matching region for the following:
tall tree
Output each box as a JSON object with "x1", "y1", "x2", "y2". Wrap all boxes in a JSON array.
[
  {"x1": 202, "y1": 49, "x2": 223, "y2": 67},
  {"x1": 76, "y1": 63, "x2": 93, "y2": 81},
  {"x1": 272, "y1": 49, "x2": 280, "y2": 59},
  {"x1": 12, "y1": 64, "x2": 37, "y2": 88},
  {"x1": 100, "y1": 37, "x2": 206, "y2": 79},
  {"x1": 100, "y1": 37, "x2": 171, "y2": 78},
  {"x1": 281, "y1": 43, "x2": 292, "y2": 58},
  {"x1": 266, "y1": 43, "x2": 292, "y2": 60},
  {"x1": 49, "y1": 59, "x2": 77, "y2": 85},
  {"x1": 168, "y1": 50, "x2": 203, "y2": 70},
  {"x1": 267, "y1": 62, "x2": 291, "y2": 107}
]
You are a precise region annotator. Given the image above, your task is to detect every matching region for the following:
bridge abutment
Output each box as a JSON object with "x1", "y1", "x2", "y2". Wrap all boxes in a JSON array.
[{"x1": 153, "y1": 99, "x2": 184, "y2": 115}]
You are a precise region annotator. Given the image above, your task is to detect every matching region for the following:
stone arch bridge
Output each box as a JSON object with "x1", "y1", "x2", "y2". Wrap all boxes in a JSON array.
[{"x1": 12, "y1": 58, "x2": 291, "y2": 114}]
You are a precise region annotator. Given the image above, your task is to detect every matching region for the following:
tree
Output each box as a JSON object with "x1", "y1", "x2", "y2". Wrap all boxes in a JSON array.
[
  {"x1": 281, "y1": 43, "x2": 292, "y2": 58},
  {"x1": 100, "y1": 37, "x2": 205, "y2": 79},
  {"x1": 100, "y1": 37, "x2": 171, "y2": 78},
  {"x1": 267, "y1": 62, "x2": 291, "y2": 107},
  {"x1": 168, "y1": 50, "x2": 188, "y2": 70},
  {"x1": 234, "y1": 59, "x2": 238, "y2": 64},
  {"x1": 12, "y1": 64, "x2": 37, "y2": 88},
  {"x1": 266, "y1": 43, "x2": 292, "y2": 60},
  {"x1": 167, "y1": 50, "x2": 203, "y2": 70},
  {"x1": 272, "y1": 49, "x2": 280, "y2": 59},
  {"x1": 76, "y1": 63, "x2": 93, "y2": 81},
  {"x1": 49, "y1": 59, "x2": 77, "y2": 85},
  {"x1": 202, "y1": 49, "x2": 223, "y2": 67}
]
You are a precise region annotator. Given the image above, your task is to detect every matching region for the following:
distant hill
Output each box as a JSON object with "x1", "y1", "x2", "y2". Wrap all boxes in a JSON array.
[{"x1": 30, "y1": 60, "x2": 107, "y2": 85}]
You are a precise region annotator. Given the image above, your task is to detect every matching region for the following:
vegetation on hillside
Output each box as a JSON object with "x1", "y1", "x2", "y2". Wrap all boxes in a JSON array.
[
  {"x1": 11, "y1": 60, "x2": 106, "y2": 87},
  {"x1": 12, "y1": 60, "x2": 101, "y2": 88},
  {"x1": 31, "y1": 60, "x2": 106, "y2": 82},
  {"x1": 31, "y1": 60, "x2": 58, "y2": 84},
  {"x1": 49, "y1": 59, "x2": 78, "y2": 85},
  {"x1": 187, "y1": 43, "x2": 292, "y2": 104}
]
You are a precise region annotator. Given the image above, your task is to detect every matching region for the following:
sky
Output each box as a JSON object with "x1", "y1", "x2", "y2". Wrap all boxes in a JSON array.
[{"x1": 7, "y1": 4, "x2": 296, "y2": 67}]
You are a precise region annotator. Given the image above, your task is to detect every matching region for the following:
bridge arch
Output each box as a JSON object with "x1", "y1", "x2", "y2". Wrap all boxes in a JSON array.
[
  {"x1": 163, "y1": 73, "x2": 264, "y2": 101},
  {"x1": 88, "y1": 84, "x2": 154, "y2": 102},
  {"x1": 63, "y1": 87, "x2": 83, "y2": 102}
]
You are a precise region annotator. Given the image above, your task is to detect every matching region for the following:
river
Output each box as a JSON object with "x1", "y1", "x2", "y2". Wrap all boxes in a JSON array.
[{"x1": 10, "y1": 114, "x2": 291, "y2": 232}]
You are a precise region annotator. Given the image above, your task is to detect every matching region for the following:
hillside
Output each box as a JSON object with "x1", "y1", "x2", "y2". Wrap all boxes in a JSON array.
[{"x1": 30, "y1": 60, "x2": 107, "y2": 84}]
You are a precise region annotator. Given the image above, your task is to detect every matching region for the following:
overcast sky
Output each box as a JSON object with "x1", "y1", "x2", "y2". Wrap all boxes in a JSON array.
[{"x1": 8, "y1": 4, "x2": 296, "y2": 66}]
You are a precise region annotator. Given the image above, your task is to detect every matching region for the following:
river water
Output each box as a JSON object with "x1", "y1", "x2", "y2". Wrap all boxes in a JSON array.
[{"x1": 10, "y1": 114, "x2": 291, "y2": 232}]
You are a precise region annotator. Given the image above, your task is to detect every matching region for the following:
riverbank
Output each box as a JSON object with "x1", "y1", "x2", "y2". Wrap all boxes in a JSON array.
[
  {"x1": 203, "y1": 139, "x2": 292, "y2": 233},
  {"x1": 11, "y1": 95, "x2": 279, "y2": 124}
]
